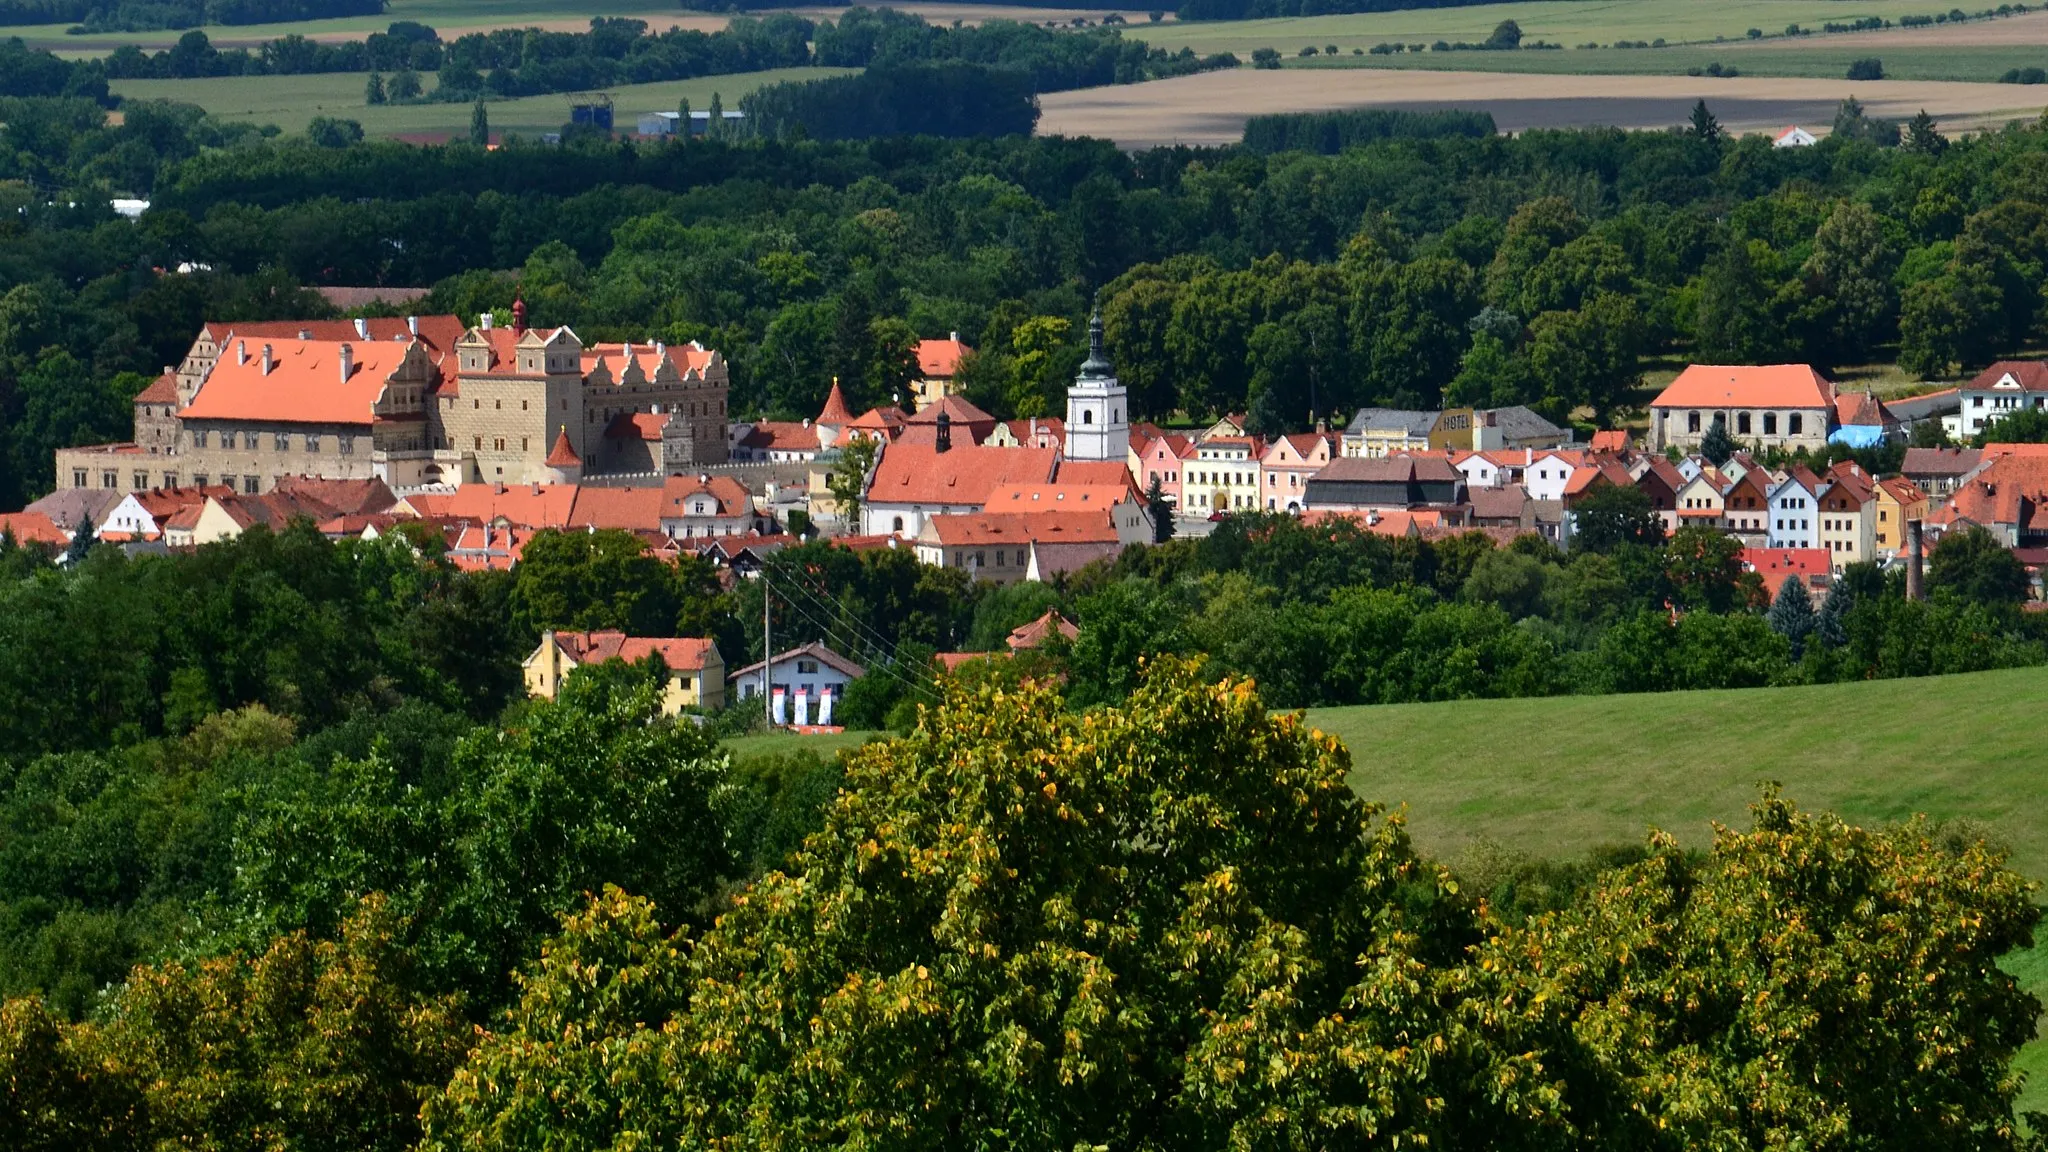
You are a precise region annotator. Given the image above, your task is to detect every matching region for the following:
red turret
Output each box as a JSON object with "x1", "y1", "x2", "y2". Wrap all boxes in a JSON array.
[
  {"x1": 511, "y1": 291, "x2": 528, "y2": 337},
  {"x1": 817, "y1": 377, "x2": 855, "y2": 426},
  {"x1": 545, "y1": 425, "x2": 580, "y2": 468}
]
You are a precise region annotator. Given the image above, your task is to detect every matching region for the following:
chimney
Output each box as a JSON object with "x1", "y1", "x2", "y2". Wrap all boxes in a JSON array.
[
  {"x1": 298, "y1": 328, "x2": 312, "y2": 340},
  {"x1": 338, "y1": 342, "x2": 353, "y2": 381},
  {"x1": 950, "y1": 330, "x2": 959, "y2": 342},
  {"x1": 236, "y1": 340, "x2": 247, "y2": 365},
  {"x1": 406, "y1": 315, "x2": 419, "y2": 336},
  {"x1": 1907, "y1": 519, "x2": 1926, "y2": 601},
  {"x1": 354, "y1": 317, "x2": 369, "y2": 339},
  {"x1": 260, "y1": 344, "x2": 273, "y2": 375},
  {"x1": 480, "y1": 312, "x2": 493, "y2": 331},
  {"x1": 935, "y1": 408, "x2": 953, "y2": 453}
]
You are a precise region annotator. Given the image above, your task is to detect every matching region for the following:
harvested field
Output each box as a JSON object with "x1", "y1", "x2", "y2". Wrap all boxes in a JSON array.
[
  {"x1": 1753, "y1": 8, "x2": 2048, "y2": 48},
  {"x1": 1274, "y1": 44, "x2": 2048, "y2": 84},
  {"x1": 1037, "y1": 67, "x2": 2045, "y2": 146}
]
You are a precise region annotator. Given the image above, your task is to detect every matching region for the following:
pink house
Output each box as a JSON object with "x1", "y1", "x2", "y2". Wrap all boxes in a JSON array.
[
  {"x1": 1260, "y1": 432, "x2": 1337, "y2": 512},
  {"x1": 1133, "y1": 431, "x2": 1192, "y2": 509}
]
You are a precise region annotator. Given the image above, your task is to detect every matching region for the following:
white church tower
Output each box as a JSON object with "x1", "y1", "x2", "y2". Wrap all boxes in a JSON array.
[{"x1": 1064, "y1": 309, "x2": 1127, "y2": 462}]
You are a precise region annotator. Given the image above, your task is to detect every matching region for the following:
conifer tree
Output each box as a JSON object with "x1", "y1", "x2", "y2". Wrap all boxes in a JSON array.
[
  {"x1": 1699, "y1": 414, "x2": 1737, "y2": 465},
  {"x1": 1145, "y1": 475, "x2": 1174, "y2": 543},
  {"x1": 63, "y1": 515, "x2": 96, "y2": 566},
  {"x1": 677, "y1": 96, "x2": 691, "y2": 137},
  {"x1": 365, "y1": 71, "x2": 387, "y2": 105},
  {"x1": 1813, "y1": 581, "x2": 1850, "y2": 647},
  {"x1": 469, "y1": 99, "x2": 490, "y2": 147},
  {"x1": 707, "y1": 91, "x2": 723, "y2": 137},
  {"x1": 1766, "y1": 575, "x2": 1816, "y2": 655},
  {"x1": 1689, "y1": 98, "x2": 1721, "y2": 141}
]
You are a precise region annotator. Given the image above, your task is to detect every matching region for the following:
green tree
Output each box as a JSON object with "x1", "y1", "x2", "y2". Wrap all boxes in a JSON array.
[
  {"x1": 1572, "y1": 482, "x2": 1664, "y2": 553},
  {"x1": 508, "y1": 528, "x2": 717, "y2": 639},
  {"x1": 1814, "y1": 580, "x2": 1851, "y2": 647},
  {"x1": 365, "y1": 71, "x2": 387, "y2": 105},
  {"x1": 1664, "y1": 523, "x2": 1746, "y2": 612},
  {"x1": 1972, "y1": 404, "x2": 2048, "y2": 446},
  {"x1": 389, "y1": 66, "x2": 421, "y2": 100},
  {"x1": 6, "y1": 350, "x2": 131, "y2": 503},
  {"x1": 1527, "y1": 292, "x2": 1642, "y2": 425},
  {"x1": 1688, "y1": 98, "x2": 1721, "y2": 140},
  {"x1": 1145, "y1": 473, "x2": 1174, "y2": 543},
  {"x1": 469, "y1": 98, "x2": 489, "y2": 146},
  {"x1": 1905, "y1": 108, "x2": 1948, "y2": 155},
  {"x1": 1804, "y1": 200, "x2": 1897, "y2": 365},
  {"x1": 1101, "y1": 276, "x2": 1181, "y2": 419},
  {"x1": 826, "y1": 434, "x2": 880, "y2": 527},
  {"x1": 1927, "y1": 525, "x2": 2030, "y2": 606},
  {"x1": 1694, "y1": 239, "x2": 1794, "y2": 363},
  {"x1": 1698, "y1": 412, "x2": 1737, "y2": 464},
  {"x1": 1765, "y1": 573, "x2": 1816, "y2": 655}
]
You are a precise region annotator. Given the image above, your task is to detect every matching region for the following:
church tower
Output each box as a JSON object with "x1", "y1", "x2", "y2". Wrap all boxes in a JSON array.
[{"x1": 1064, "y1": 310, "x2": 1127, "y2": 462}]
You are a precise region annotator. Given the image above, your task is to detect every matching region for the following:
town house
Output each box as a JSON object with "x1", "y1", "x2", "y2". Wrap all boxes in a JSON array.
[
  {"x1": 1259, "y1": 433, "x2": 1336, "y2": 512},
  {"x1": 1872, "y1": 477, "x2": 1929, "y2": 558},
  {"x1": 1817, "y1": 463, "x2": 1877, "y2": 567},
  {"x1": 1648, "y1": 364, "x2": 1835, "y2": 454},
  {"x1": 1952, "y1": 361, "x2": 2048, "y2": 439},
  {"x1": 1766, "y1": 466, "x2": 1823, "y2": 550}
]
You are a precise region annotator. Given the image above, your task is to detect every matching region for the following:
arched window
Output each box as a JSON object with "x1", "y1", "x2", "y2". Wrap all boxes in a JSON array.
[
  {"x1": 1737, "y1": 412, "x2": 1752, "y2": 435},
  {"x1": 1083, "y1": 410, "x2": 1094, "y2": 425},
  {"x1": 1687, "y1": 411, "x2": 1701, "y2": 433},
  {"x1": 1763, "y1": 413, "x2": 1778, "y2": 436},
  {"x1": 1112, "y1": 408, "x2": 1120, "y2": 423},
  {"x1": 891, "y1": 516, "x2": 904, "y2": 533},
  {"x1": 1789, "y1": 414, "x2": 1804, "y2": 435}
]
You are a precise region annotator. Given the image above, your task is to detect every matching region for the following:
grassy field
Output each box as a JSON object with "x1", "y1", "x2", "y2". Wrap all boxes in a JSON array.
[
  {"x1": 723, "y1": 727, "x2": 880, "y2": 761},
  {"x1": 111, "y1": 67, "x2": 855, "y2": 137},
  {"x1": 1270, "y1": 43, "x2": 2048, "y2": 84},
  {"x1": 1134, "y1": 0, "x2": 2047, "y2": 59}
]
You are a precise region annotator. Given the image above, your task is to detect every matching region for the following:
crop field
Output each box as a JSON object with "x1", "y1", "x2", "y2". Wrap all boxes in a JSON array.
[
  {"x1": 1266, "y1": 42, "x2": 2048, "y2": 84},
  {"x1": 27, "y1": 0, "x2": 1162, "y2": 54},
  {"x1": 110, "y1": 66, "x2": 856, "y2": 137},
  {"x1": 1037, "y1": 66, "x2": 2046, "y2": 145}
]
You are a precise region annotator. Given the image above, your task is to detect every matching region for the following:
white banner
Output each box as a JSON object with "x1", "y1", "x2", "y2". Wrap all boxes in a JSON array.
[
  {"x1": 793, "y1": 690, "x2": 810, "y2": 727},
  {"x1": 770, "y1": 687, "x2": 786, "y2": 726},
  {"x1": 818, "y1": 687, "x2": 834, "y2": 727}
]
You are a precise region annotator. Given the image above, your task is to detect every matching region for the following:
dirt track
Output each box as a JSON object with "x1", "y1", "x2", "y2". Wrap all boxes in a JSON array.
[{"x1": 1037, "y1": 68, "x2": 2048, "y2": 146}]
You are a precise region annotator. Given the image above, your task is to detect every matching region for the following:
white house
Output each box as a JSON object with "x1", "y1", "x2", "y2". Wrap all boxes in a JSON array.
[
  {"x1": 727, "y1": 642, "x2": 865, "y2": 726},
  {"x1": 1522, "y1": 451, "x2": 1582, "y2": 502},
  {"x1": 1766, "y1": 467, "x2": 1823, "y2": 549},
  {"x1": 658, "y1": 473, "x2": 759, "y2": 538},
  {"x1": 1772, "y1": 125, "x2": 1818, "y2": 148},
  {"x1": 1950, "y1": 361, "x2": 2048, "y2": 440}
]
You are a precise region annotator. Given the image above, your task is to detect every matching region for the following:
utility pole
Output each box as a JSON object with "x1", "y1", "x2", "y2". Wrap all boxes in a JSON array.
[{"x1": 762, "y1": 568, "x2": 772, "y2": 727}]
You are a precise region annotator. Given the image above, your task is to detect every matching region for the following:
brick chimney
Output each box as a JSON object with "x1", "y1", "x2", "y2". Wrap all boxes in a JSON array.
[
  {"x1": 338, "y1": 342, "x2": 353, "y2": 382},
  {"x1": 1907, "y1": 519, "x2": 1926, "y2": 601}
]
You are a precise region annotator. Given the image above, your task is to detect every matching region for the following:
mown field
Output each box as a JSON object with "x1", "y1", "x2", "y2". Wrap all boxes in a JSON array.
[
  {"x1": 726, "y1": 664, "x2": 2048, "y2": 1114},
  {"x1": 1273, "y1": 42, "x2": 2048, "y2": 84},
  {"x1": 110, "y1": 66, "x2": 856, "y2": 137}
]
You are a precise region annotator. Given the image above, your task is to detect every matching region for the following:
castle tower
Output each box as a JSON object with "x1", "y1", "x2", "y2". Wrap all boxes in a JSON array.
[{"x1": 1064, "y1": 310, "x2": 1127, "y2": 463}]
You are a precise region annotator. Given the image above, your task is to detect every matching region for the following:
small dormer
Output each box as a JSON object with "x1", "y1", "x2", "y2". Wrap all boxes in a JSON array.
[
  {"x1": 541, "y1": 326, "x2": 582, "y2": 375},
  {"x1": 456, "y1": 329, "x2": 495, "y2": 374}
]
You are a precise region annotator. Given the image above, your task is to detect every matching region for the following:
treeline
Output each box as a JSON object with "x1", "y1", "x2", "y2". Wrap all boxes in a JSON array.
[
  {"x1": 77, "y1": 7, "x2": 1233, "y2": 103},
  {"x1": 0, "y1": 0, "x2": 380, "y2": 31},
  {"x1": 1178, "y1": 0, "x2": 1537, "y2": 20},
  {"x1": 0, "y1": 522, "x2": 2040, "y2": 1145},
  {"x1": 742, "y1": 62, "x2": 1042, "y2": 140},
  {"x1": 1241, "y1": 107, "x2": 1496, "y2": 154}
]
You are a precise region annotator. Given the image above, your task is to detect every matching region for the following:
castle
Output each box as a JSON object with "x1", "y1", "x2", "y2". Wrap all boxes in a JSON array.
[{"x1": 57, "y1": 300, "x2": 730, "y2": 497}]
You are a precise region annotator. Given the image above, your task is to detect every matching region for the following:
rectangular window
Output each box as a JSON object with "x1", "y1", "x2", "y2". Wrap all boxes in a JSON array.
[
  {"x1": 474, "y1": 436, "x2": 483, "y2": 450},
  {"x1": 132, "y1": 472, "x2": 147, "y2": 489},
  {"x1": 243, "y1": 475, "x2": 258, "y2": 494},
  {"x1": 1763, "y1": 413, "x2": 1777, "y2": 436},
  {"x1": 306, "y1": 434, "x2": 321, "y2": 452},
  {"x1": 192, "y1": 430, "x2": 207, "y2": 448},
  {"x1": 1687, "y1": 411, "x2": 1701, "y2": 433},
  {"x1": 1789, "y1": 414, "x2": 1803, "y2": 435},
  {"x1": 1974, "y1": 396, "x2": 1985, "y2": 408},
  {"x1": 72, "y1": 469, "x2": 86, "y2": 487},
  {"x1": 101, "y1": 471, "x2": 117, "y2": 489},
  {"x1": 1737, "y1": 413, "x2": 1752, "y2": 435},
  {"x1": 494, "y1": 438, "x2": 506, "y2": 451},
  {"x1": 193, "y1": 474, "x2": 207, "y2": 487},
  {"x1": 275, "y1": 433, "x2": 290, "y2": 452},
  {"x1": 163, "y1": 473, "x2": 177, "y2": 488},
  {"x1": 243, "y1": 431, "x2": 259, "y2": 450},
  {"x1": 338, "y1": 436, "x2": 353, "y2": 455}
]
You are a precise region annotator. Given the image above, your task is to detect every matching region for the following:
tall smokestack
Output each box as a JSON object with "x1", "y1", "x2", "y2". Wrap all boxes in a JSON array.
[{"x1": 1907, "y1": 519, "x2": 1926, "y2": 601}]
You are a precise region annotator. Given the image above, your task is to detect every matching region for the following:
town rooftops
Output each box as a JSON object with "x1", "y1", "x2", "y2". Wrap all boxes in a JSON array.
[
  {"x1": 1903, "y1": 446, "x2": 1982, "y2": 478},
  {"x1": 662, "y1": 473, "x2": 753, "y2": 517},
  {"x1": 1742, "y1": 546, "x2": 1832, "y2": 600},
  {"x1": 922, "y1": 509, "x2": 1122, "y2": 547},
  {"x1": 1345, "y1": 408, "x2": 1437, "y2": 437},
  {"x1": 270, "y1": 475, "x2": 398, "y2": 517},
  {"x1": 1311, "y1": 455, "x2": 1461, "y2": 484},
  {"x1": 544, "y1": 630, "x2": 719, "y2": 673},
  {"x1": 404, "y1": 482, "x2": 580, "y2": 529},
  {"x1": 24, "y1": 488, "x2": 121, "y2": 531},
  {"x1": 0, "y1": 511, "x2": 69, "y2": 547},
  {"x1": 1007, "y1": 609, "x2": 1078, "y2": 650},
  {"x1": 1588, "y1": 429, "x2": 1629, "y2": 452},
  {"x1": 564, "y1": 486, "x2": 662, "y2": 531},
  {"x1": 1483, "y1": 404, "x2": 1567, "y2": 442},
  {"x1": 207, "y1": 315, "x2": 468, "y2": 392},
  {"x1": 917, "y1": 333, "x2": 972, "y2": 378},
  {"x1": 1651, "y1": 364, "x2": 1835, "y2": 410},
  {"x1": 984, "y1": 483, "x2": 1136, "y2": 509}
]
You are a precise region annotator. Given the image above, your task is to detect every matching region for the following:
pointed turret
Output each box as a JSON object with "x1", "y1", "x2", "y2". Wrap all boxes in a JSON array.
[
  {"x1": 818, "y1": 377, "x2": 856, "y2": 426},
  {"x1": 511, "y1": 290, "x2": 528, "y2": 337},
  {"x1": 543, "y1": 425, "x2": 582, "y2": 484}
]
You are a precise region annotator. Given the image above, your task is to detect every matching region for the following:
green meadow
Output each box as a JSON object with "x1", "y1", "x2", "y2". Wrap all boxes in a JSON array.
[
  {"x1": 1264, "y1": 42, "x2": 2048, "y2": 83},
  {"x1": 17, "y1": 0, "x2": 691, "y2": 54},
  {"x1": 110, "y1": 67, "x2": 857, "y2": 137}
]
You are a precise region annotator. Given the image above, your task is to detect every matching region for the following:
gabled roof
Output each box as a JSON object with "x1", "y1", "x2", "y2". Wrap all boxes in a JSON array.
[
  {"x1": 921, "y1": 509, "x2": 1121, "y2": 547},
  {"x1": 1345, "y1": 408, "x2": 1436, "y2": 436},
  {"x1": 133, "y1": 370, "x2": 179, "y2": 404},
  {"x1": 903, "y1": 394, "x2": 996, "y2": 434},
  {"x1": 1741, "y1": 546, "x2": 1832, "y2": 599},
  {"x1": 208, "y1": 315, "x2": 468, "y2": 394},
  {"x1": 1903, "y1": 446, "x2": 1982, "y2": 478},
  {"x1": 917, "y1": 335, "x2": 972, "y2": 378},
  {"x1": 727, "y1": 641, "x2": 866, "y2": 681},
  {"x1": 0, "y1": 511, "x2": 68, "y2": 546},
  {"x1": 662, "y1": 473, "x2": 753, "y2": 518},
  {"x1": 1466, "y1": 485, "x2": 1528, "y2": 520},
  {"x1": 1651, "y1": 364, "x2": 1835, "y2": 410},
  {"x1": 1310, "y1": 455, "x2": 1460, "y2": 484},
  {"x1": 24, "y1": 488, "x2": 121, "y2": 530},
  {"x1": 1263, "y1": 432, "x2": 1335, "y2": 464},
  {"x1": 602, "y1": 413, "x2": 663, "y2": 442},
  {"x1": 984, "y1": 483, "x2": 1137, "y2": 510},
  {"x1": 131, "y1": 485, "x2": 235, "y2": 519},
  {"x1": 1050, "y1": 460, "x2": 1134, "y2": 488},
  {"x1": 538, "y1": 630, "x2": 719, "y2": 673},
  {"x1": 868, "y1": 443, "x2": 1058, "y2": 507},
  {"x1": 848, "y1": 406, "x2": 909, "y2": 437},
  {"x1": 182, "y1": 338, "x2": 424, "y2": 425},
  {"x1": 404, "y1": 483, "x2": 579, "y2": 529},
  {"x1": 1834, "y1": 389, "x2": 1892, "y2": 427},
  {"x1": 1963, "y1": 360, "x2": 2048, "y2": 393},
  {"x1": 1877, "y1": 476, "x2": 1926, "y2": 505},
  {"x1": 271, "y1": 475, "x2": 398, "y2": 517},
  {"x1": 738, "y1": 422, "x2": 822, "y2": 453},
  {"x1": 1007, "y1": 610, "x2": 1077, "y2": 651},
  {"x1": 1932, "y1": 454, "x2": 2048, "y2": 530},
  {"x1": 565, "y1": 486, "x2": 663, "y2": 531},
  {"x1": 1589, "y1": 429, "x2": 1629, "y2": 452},
  {"x1": 1483, "y1": 405, "x2": 1567, "y2": 441}
]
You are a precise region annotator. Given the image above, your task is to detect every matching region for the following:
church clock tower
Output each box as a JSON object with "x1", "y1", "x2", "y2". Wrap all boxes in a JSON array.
[{"x1": 1064, "y1": 310, "x2": 1128, "y2": 462}]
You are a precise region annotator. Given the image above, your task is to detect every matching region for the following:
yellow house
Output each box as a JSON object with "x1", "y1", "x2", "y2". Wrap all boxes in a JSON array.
[
  {"x1": 1872, "y1": 476, "x2": 1930, "y2": 557},
  {"x1": 523, "y1": 630, "x2": 726, "y2": 713}
]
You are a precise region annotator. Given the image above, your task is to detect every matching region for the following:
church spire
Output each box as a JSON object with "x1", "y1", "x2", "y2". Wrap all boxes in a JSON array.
[{"x1": 1077, "y1": 308, "x2": 1112, "y2": 381}]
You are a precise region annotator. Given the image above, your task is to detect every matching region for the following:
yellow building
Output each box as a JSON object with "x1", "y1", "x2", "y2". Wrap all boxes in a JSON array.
[
  {"x1": 909, "y1": 334, "x2": 971, "y2": 411},
  {"x1": 523, "y1": 630, "x2": 725, "y2": 713},
  {"x1": 1872, "y1": 476, "x2": 1930, "y2": 558}
]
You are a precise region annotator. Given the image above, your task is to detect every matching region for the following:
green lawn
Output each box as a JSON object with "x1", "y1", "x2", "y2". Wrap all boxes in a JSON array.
[
  {"x1": 1262, "y1": 42, "x2": 2048, "y2": 83},
  {"x1": 1133, "y1": 0, "x2": 2040, "y2": 59},
  {"x1": 20, "y1": 0, "x2": 691, "y2": 53},
  {"x1": 111, "y1": 67, "x2": 856, "y2": 137},
  {"x1": 724, "y1": 727, "x2": 881, "y2": 761}
]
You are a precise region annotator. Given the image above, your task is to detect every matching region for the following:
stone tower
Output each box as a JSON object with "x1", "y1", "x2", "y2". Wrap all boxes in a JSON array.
[{"x1": 1064, "y1": 309, "x2": 1127, "y2": 463}]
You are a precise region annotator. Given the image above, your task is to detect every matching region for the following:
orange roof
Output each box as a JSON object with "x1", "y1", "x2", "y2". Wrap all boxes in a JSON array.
[
  {"x1": 404, "y1": 483, "x2": 579, "y2": 529},
  {"x1": 917, "y1": 335, "x2": 972, "y2": 378},
  {"x1": 848, "y1": 406, "x2": 908, "y2": 436},
  {"x1": 817, "y1": 379, "x2": 856, "y2": 425},
  {"x1": 1834, "y1": 389, "x2": 1890, "y2": 427},
  {"x1": 903, "y1": 393, "x2": 997, "y2": 436},
  {"x1": 1651, "y1": 365, "x2": 1835, "y2": 411},
  {"x1": 1296, "y1": 508, "x2": 1443, "y2": 536},
  {"x1": 562, "y1": 486, "x2": 661, "y2": 531},
  {"x1": 1934, "y1": 454, "x2": 2048, "y2": 530},
  {"x1": 1563, "y1": 459, "x2": 1634, "y2": 497},
  {"x1": 582, "y1": 340, "x2": 717, "y2": 382},
  {"x1": 984, "y1": 483, "x2": 1136, "y2": 510},
  {"x1": 546, "y1": 427, "x2": 583, "y2": 467},
  {"x1": 870, "y1": 443, "x2": 1057, "y2": 507},
  {"x1": 547, "y1": 630, "x2": 718, "y2": 673},
  {"x1": 1877, "y1": 476, "x2": 1926, "y2": 505},
  {"x1": 1050, "y1": 460, "x2": 1135, "y2": 488},
  {"x1": 133, "y1": 370, "x2": 178, "y2": 404},
  {"x1": 133, "y1": 485, "x2": 234, "y2": 519},
  {"x1": 1007, "y1": 610, "x2": 1077, "y2": 650},
  {"x1": 182, "y1": 338, "x2": 418, "y2": 425},
  {"x1": 922, "y1": 509, "x2": 1120, "y2": 546},
  {"x1": 271, "y1": 475, "x2": 397, "y2": 516},
  {"x1": 739, "y1": 421, "x2": 821, "y2": 453},
  {"x1": 1984, "y1": 443, "x2": 2048, "y2": 459},
  {"x1": 1589, "y1": 430, "x2": 1629, "y2": 452},
  {"x1": 0, "y1": 511, "x2": 68, "y2": 546},
  {"x1": 602, "y1": 413, "x2": 664, "y2": 442},
  {"x1": 1742, "y1": 546, "x2": 1832, "y2": 599},
  {"x1": 210, "y1": 315, "x2": 467, "y2": 394},
  {"x1": 662, "y1": 473, "x2": 753, "y2": 518}
]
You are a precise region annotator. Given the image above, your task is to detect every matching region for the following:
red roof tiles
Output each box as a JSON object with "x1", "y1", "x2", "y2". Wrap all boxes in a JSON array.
[
  {"x1": 870, "y1": 443, "x2": 1057, "y2": 506},
  {"x1": 1652, "y1": 365, "x2": 1835, "y2": 410},
  {"x1": 917, "y1": 335, "x2": 971, "y2": 378}
]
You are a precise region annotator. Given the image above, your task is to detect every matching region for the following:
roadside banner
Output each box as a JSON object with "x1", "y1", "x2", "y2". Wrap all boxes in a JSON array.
[
  {"x1": 818, "y1": 687, "x2": 834, "y2": 726},
  {"x1": 771, "y1": 686, "x2": 786, "y2": 726},
  {"x1": 794, "y1": 689, "x2": 810, "y2": 727}
]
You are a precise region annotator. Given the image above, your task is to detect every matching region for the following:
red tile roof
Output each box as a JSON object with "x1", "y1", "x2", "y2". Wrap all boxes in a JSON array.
[
  {"x1": 210, "y1": 316, "x2": 467, "y2": 394},
  {"x1": 603, "y1": 413, "x2": 664, "y2": 442},
  {"x1": 869, "y1": 443, "x2": 1057, "y2": 507},
  {"x1": 984, "y1": 482, "x2": 1138, "y2": 510},
  {"x1": 182, "y1": 338, "x2": 417, "y2": 425},
  {"x1": 566, "y1": 486, "x2": 663, "y2": 531},
  {"x1": 1589, "y1": 430, "x2": 1629, "y2": 452},
  {"x1": 271, "y1": 475, "x2": 398, "y2": 516},
  {"x1": 133, "y1": 370, "x2": 178, "y2": 404},
  {"x1": 739, "y1": 421, "x2": 821, "y2": 454},
  {"x1": 1834, "y1": 389, "x2": 1891, "y2": 427},
  {"x1": 133, "y1": 485, "x2": 235, "y2": 519},
  {"x1": 546, "y1": 427, "x2": 584, "y2": 467},
  {"x1": 917, "y1": 335, "x2": 971, "y2": 378},
  {"x1": 1931, "y1": 454, "x2": 2048, "y2": 531},
  {"x1": 1964, "y1": 360, "x2": 2048, "y2": 393},
  {"x1": 404, "y1": 483, "x2": 579, "y2": 529},
  {"x1": 662, "y1": 473, "x2": 753, "y2": 518},
  {"x1": 1007, "y1": 610, "x2": 1077, "y2": 650},
  {"x1": 923, "y1": 509, "x2": 1121, "y2": 546},
  {"x1": 0, "y1": 511, "x2": 68, "y2": 546},
  {"x1": 1742, "y1": 547, "x2": 1832, "y2": 600},
  {"x1": 547, "y1": 630, "x2": 719, "y2": 673},
  {"x1": 1050, "y1": 460, "x2": 1135, "y2": 488},
  {"x1": 847, "y1": 406, "x2": 908, "y2": 438},
  {"x1": 1652, "y1": 364, "x2": 1835, "y2": 410},
  {"x1": 817, "y1": 379, "x2": 856, "y2": 425}
]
